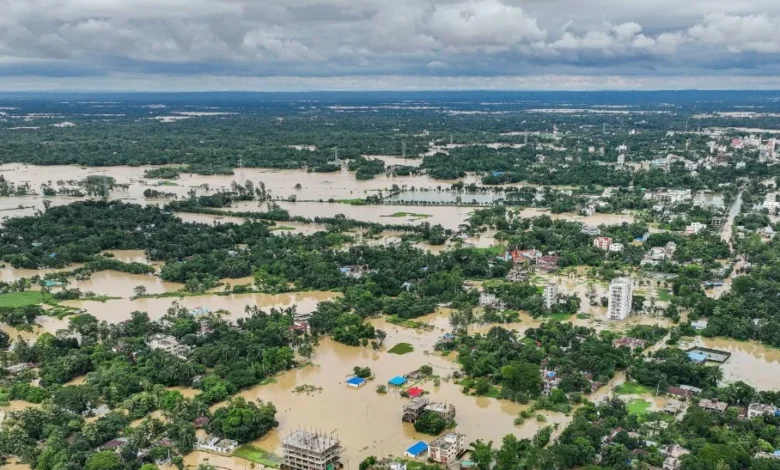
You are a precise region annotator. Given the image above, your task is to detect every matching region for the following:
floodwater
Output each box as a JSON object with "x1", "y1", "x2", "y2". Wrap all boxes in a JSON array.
[
  {"x1": 515, "y1": 208, "x2": 635, "y2": 226},
  {"x1": 61, "y1": 291, "x2": 341, "y2": 324},
  {"x1": 0, "y1": 164, "x2": 477, "y2": 210},
  {"x1": 71, "y1": 271, "x2": 183, "y2": 297},
  {"x1": 100, "y1": 249, "x2": 153, "y2": 265},
  {"x1": 226, "y1": 334, "x2": 559, "y2": 467},
  {"x1": 679, "y1": 337, "x2": 780, "y2": 390},
  {"x1": 385, "y1": 191, "x2": 500, "y2": 204},
  {"x1": 268, "y1": 201, "x2": 475, "y2": 230}
]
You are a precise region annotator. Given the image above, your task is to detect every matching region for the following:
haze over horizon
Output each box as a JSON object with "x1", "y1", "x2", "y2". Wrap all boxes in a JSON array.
[{"x1": 1, "y1": 0, "x2": 780, "y2": 91}]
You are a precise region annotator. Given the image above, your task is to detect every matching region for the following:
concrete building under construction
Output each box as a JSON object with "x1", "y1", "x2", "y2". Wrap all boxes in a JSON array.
[{"x1": 282, "y1": 429, "x2": 342, "y2": 470}]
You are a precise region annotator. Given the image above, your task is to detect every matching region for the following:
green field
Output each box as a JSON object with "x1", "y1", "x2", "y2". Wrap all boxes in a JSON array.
[
  {"x1": 388, "y1": 343, "x2": 414, "y2": 355},
  {"x1": 0, "y1": 291, "x2": 49, "y2": 308},
  {"x1": 336, "y1": 198, "x2": 366, "y2": 205},
  {"x1": 232, "y1": 445, "x2": 282, "y2": 467},
  {"x1": 627, "y1": 399, "x2": 651, "y2": 415},
  {"x1": 657, "y1": 288, "x2": 672, "y2": 301},
  {"x1": 546, "y1": 312, "x2": 575, "y2": 321},
  {"x1": 270, "y1": 226, "x2": 296, "y2": 231},
  {"x1": 614, "y1": 382, "x2": 654, "y2": 395}
]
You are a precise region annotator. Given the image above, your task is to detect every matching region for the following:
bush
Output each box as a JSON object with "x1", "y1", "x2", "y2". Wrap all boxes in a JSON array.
[{"x1": 353, "y1": 366, "x2": 372, "y2": 378}]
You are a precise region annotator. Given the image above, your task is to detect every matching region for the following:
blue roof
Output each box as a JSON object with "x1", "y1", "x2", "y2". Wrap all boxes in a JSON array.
[
  {"x1": 688, "y1": 352, "x2": 707, "y2": 362},
  {"x1": 388, "y1": 376, "x2": 407, "y2": 386},
  {"x1": 492, "y1": 171, "x2": 505, "y2": 177},
  {"x1": 443, "y1": 333, "x2": 455, "y2": 340},
  {"x1": 346, "y1": 377, "x2": 365, "y2": 386},
  {"x1": 547, "y1": 371, "x2": 556, "y2": 378},
  {"x1": 406, "y1": 441, "x2": 428, "y2": 456},
  {"x1": 339, "y1": 267, "x2": 351, "y2": 273},
  {"x1": 774, "y1": 450, "x2": 780, "y2": 456}
]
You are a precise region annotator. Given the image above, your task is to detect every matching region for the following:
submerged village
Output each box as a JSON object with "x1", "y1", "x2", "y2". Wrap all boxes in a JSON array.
[{"x1": 0, "y1": 95, "x2": 780, "y2": 470}]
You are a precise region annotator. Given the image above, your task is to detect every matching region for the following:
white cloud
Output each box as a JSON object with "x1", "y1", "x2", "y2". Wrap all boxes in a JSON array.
[{"x1": 0, "y1": 0, "x2": 778, "y2": 86}]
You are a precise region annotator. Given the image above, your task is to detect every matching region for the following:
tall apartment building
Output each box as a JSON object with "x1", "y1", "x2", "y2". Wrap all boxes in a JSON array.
[
  {"x1": 282, "y1": 430, "x2": 342, "y2": 470},
  {"x1": 543, "y1": 282, "x2": 558, "y2": 310},
  {"x1": 608, "y1": 277, "x2": 633, "y2": 320}
]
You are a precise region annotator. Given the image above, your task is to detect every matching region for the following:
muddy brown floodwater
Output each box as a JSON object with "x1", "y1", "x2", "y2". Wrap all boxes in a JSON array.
[
  {"x1": 60, "y1": 291, "x2": 341, "y2": 324},
  {"x1": 680, "y1": 337, "x2": 780, "y2": 389}
]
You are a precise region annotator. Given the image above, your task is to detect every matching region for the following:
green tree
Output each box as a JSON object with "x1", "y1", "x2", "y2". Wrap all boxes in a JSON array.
[
  {"x1": 85, "y1": 451, "x2": 122, "y2": 470},
  {"x1": 413, "y1": 411, "x2": 446, "y2": 435}
]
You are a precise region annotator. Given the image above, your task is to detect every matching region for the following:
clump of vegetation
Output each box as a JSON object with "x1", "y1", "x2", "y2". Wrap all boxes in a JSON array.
[
  {"x1": 388, "y1": 343, "x2": 414, "y2": 355},
  {"x1": 292, "y1": 384, "x2": 322, "y2": 394},
  {"x1": 413, "y1": 410, "x2": 452, "y2": 435},
  {"x1": 376, "y1": 385, "x2": 387, "y2": 394},
  {"x1": 353, "y1": 366, "x2": 372, "y2": 379}
]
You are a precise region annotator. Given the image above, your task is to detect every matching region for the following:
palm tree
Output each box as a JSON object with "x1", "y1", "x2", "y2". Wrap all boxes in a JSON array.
[{"x1": 469, "y1": 439, "x2": 494, "y2": 470}]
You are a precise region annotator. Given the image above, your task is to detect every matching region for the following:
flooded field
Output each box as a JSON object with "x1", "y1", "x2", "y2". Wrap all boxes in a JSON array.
[
  {"x1": 680, "y1": 337, "x2": 780, "y2": 389},
  {"x1": 385, "y1": 190, "x2": 500, "y2": 204},
  {"x1": 269, "y1": 201, "x2": 475, "y2": 230},
  {"x1": 60, "y1": 291, "x2": 340, "y2": 324}
]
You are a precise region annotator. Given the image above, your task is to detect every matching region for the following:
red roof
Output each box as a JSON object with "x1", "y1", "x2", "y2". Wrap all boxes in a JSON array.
[{"x1": 407, "y1": 387, "x2": 424, "y2": 398}]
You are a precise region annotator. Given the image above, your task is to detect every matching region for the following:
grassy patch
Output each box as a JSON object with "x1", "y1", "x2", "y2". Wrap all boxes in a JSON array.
[
  {"x1": 0, "y1": 291, "x2": 50, "y2": 308},
  {"x1": 576, "y1": 313, "x2": 593, "y2": 320},
  {"x1": 614, "y1": 382, "x2": 654, "y2": 395},
  {"x1": 156, "y1": 181, "x2": 179, "y2": 187},
  {"x1": 80, "y1": 295, "x2": 121, "y2": 302},
  {"x1": 546, "y1": 312, "x2": 575, "y2": 321},
  {"x1": 336, "y1": 198, "x2": 366, "y2": 205},
  {"x1": 627, "y1": 399, "x2": 652, "y2": 416},
  {"x1": 258, "y1": 377, "x2": 278, "y2": 386},
  {"x1": 380, "y1": 212, "x2": 431, "y2": 218},
  {"x1": 657, "y1": 288, "x2": 672, "y2": 301},
  {"x1": 270, "y1": 226, "x2": 296, "y2": 231},
  {"x1": 388, "y1": 343, "x2": 414, "y2": 355},
  {"x1": 233, "y1": 445, "x2": 282, "y2": 468},
  {"x1": 387, "y1": 315, "x2": 434, "y2": 331}
]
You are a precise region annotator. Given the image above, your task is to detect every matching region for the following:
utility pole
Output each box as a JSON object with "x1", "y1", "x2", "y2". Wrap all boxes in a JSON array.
[{"x1": 237, "y1": 157, "x2": 245, "y2": 183}]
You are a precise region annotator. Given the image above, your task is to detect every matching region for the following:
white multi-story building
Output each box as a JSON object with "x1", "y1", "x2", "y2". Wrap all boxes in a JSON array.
[
  {"x1": 429, "y1": 433, "x2": 464, "y2": 465},
  {"x1": 608, "y1": 277, "x2": 633, "y2": 320},
  {"x1": 609, "y1": 243, "x2": 624, "y2": 252},
  {"x1": 685, "y1": 222, "x2": 706, "y2": 235},
  {"x1": 543, "y1": 283, "x2": 558, "y2": 310},
  {"x1": 593, "y1": 236, "x2": 612, "y2": 250}
]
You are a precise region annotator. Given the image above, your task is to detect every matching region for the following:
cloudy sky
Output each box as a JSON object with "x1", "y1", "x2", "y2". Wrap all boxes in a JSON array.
[{"x1": 1, "y1": 0, "x2": 779, "y2": 90}]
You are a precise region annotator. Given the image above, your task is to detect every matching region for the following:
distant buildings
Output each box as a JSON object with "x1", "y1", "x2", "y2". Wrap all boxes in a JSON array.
[
  {"x1": 543, "y1": 282, "x2": 558, "y2": 310},
  {"x1": 581, "y1": 224, "x2": 601, "y2": 236},
  {"x1": 613, "y1": 337, "x2": 646, "y2": 349},
  {"x1": 479, "y1": 293, "x2": 506, "y2": 311},
  {"x1": 662, "y1": 444, "x2": 690, "y2": 470},
  {"x1": 541, "y1": 369, "x2": 560, "y2": 395},
  {"x1": 593, "y1": 236, "x2": 612, "y2": 250},
  {"x1": 685, "y1": 222, "x2": 706, "y2": 235},
  {"x1": 402, "y1": 398, "x2": 457, "y2": 423},
  {"x1": 505, "y1": 266, "x2": 528, "y2": 282},
  {"x1": 699, "y1": 399, "x2": 728, "y2": 413},
  {"x1": 608, "y1": 277, "x2": 633, "y2": 320},
  {"x1": 196, "y1": 436, "x2": 238, "y2": 454},
  {"x1": 747, "y1": 403, "x2": 778, "y2": 419},
  {"x1": 146, "y1": 334, "x2": 191, "y2": 359},
  {"x1": 535, "y1": 255, "x2": 560, "y2": 273}
]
